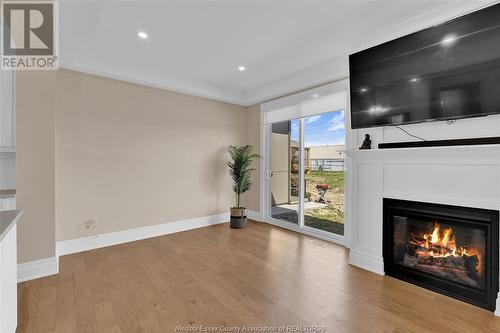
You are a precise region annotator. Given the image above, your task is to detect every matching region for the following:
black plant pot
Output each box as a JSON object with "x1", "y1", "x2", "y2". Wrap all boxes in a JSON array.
[{"x1": 230, "y1": 207, "x2": 247, "y2": 228}]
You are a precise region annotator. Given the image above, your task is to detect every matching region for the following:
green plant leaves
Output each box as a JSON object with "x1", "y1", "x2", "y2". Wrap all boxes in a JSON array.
[{"x1": 227, "y1": 145, "x2": 259, "y2": 208}]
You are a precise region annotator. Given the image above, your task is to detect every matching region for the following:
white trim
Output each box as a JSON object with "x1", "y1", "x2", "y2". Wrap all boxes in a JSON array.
[
  {"x1": 244, "y1": 1, "x2": 497, "y2": 106},
  {"x1": 298, "y1": 118, "x2": 305, "y2": 228},
  {"x1": 346, "y1": 141, "x2": 500, "y2": 312},
  {"x1": 18, "y1": 213, "x2": 230, "y2": 283},
  {"x1": 261, "y1": 80, "x2": 348, "y2": 121},
  {"x1": 344, "y1": 144, "x2": 500, "y2": 162},
  {"x1": 495, "y1": 293, "x2": 500, "y2": 317},
  {"x1": 17, "y1": 257, "x2": 59, "y2": 283},
  {"x1": 58, "y1": 2, "x2": 494, "y2": 107},
  {"x1": 247, "y1": 209, "x2": 263, "y2": 222},
  {"x1": 259, "y1": 107, "x2": 267, "y2": 219},
  {"x1": 260, "y1": 82, "x2": 349, "y2": 248},
  {"x1": 244, "y1": 58, "x2": 349, "y2": 107},
  {"x1": 348, "y1": 249, "x2": 385, "y2": 276},
  {"x1": 56, "y1": 213, "x2": 229, "y2": 257},
  {"x1": 302, "y1": 225, "x2": 345, "y2": 245},
  {"x1": 266, "y1": 218, "x2": 346, "y2": 247},
  {"x1": 259, "y1": 115, "x2": 270, "y2": 222},
  {"x1": 60, "y1": 64, "x2": 245, "y2": 106},
  {"x1": 343, "y1": 81, "x2": 353, "y2": 249},
  {"x1": 351, "y1": 1, "x2": 497, "y2": 55}
]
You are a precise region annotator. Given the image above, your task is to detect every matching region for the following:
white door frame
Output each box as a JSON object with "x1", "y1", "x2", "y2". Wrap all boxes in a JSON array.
[{"x1": 259, "y1": 80, "x2": 350, "y2": 247}]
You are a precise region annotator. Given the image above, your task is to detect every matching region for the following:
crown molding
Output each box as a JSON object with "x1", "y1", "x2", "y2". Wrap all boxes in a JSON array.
[
  {"x1": 59, "y1": 1, "x2": 499, "y2": 108},
  {"x1": 59, "y1": 63, "x2": 246, "y2": 106},
  {"x1": 241, "y1": 0, "x2": 499, "y2": 106},
  {"x1": 243, "y1": 56, "x2": 349, "y2": 106}
]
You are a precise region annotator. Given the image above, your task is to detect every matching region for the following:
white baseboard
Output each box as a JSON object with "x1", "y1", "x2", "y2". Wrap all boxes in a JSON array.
[
  {"x1": 17, "y1": 256, "x2": 59, "y2": 283},
  {"x1": 17, "y1": 213, "x2": 229, "y2": 283},
  {"x1": 348, "y1": 249, "x2": 385, "y2": 276},
  {"x1": 495, "y1": 292, "x2": 500, "y2": 316},
  {"x1": 57, "y1": 213, "x2": 229, "y2": 257},
  {"x1": 247, "y1": 209, "x2": 263, "y2": 222}
]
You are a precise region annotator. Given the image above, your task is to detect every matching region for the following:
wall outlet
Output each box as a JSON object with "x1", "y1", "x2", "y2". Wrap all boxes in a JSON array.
[{"x1": 84, "y1": 218, "x2": 98, "y2": 229}]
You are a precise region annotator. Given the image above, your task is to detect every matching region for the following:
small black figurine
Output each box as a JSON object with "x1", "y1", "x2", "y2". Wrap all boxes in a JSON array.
[{"x1": 359, "y1": 134, "x2": 372, "y2": 150}]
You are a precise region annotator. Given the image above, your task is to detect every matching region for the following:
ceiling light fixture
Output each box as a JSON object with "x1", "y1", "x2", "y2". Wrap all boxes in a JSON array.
[
  {"x1": 137, "y1": 31, "x2": 148, "y2": 39},
  {"x1": 360, "y1": 88, "x2": 368, "y2": 93},
  {"x1": 410, "y1": 78, "x2": 419, "y2": 83},
  {"x1": 237, "y1": 66, "x2": 246, "y2": 72}
]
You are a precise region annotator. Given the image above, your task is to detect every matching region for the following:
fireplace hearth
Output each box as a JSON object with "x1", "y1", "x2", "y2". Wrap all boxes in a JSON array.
[{"x1": 383, "y1": 199, "x2": 499, "y2": 310}]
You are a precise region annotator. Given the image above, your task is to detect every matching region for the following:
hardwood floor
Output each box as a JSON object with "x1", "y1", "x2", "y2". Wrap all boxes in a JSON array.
[{"x1": 17, "y1": 221, "x2": 500, "y2": 333}]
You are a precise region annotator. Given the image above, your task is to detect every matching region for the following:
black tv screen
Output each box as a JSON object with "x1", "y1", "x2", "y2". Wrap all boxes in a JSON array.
[{"x1": 349, "y1": 4, "x2": 500, "y2": 129}]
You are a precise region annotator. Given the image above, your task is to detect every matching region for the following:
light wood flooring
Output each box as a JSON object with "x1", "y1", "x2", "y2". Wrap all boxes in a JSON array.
[{"x1": 17, "y1": 221, "x2": 500, "y2": 333}]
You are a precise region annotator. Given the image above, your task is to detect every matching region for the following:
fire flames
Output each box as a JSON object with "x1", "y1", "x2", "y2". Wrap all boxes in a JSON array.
[
  {"x1": 410, "y1": 223, "x2": 471, "y2": 258},
  {"x1": 406, "y1": 222, "x2": 484, "y2": 286}
]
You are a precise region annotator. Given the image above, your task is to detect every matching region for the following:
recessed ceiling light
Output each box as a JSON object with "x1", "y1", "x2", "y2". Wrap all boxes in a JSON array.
[
  {"x1": 237, "y1": 66, "x2": 246, "y2": 72},
  {"x1": 137, "y1": 31, "x2": 148, "y2": 39},
  {"x1": 441, "y1": 34, "x2": 457, "y2": 46},
  {"x1": 360, "y1": 88, "x2": 368, "y2": 93},
  {"x1": 410, "y1": 78, "x2": 419, "y2": 83},
  {"x1": 312, "y1": 94, "x2": 320, "y2": 98}
]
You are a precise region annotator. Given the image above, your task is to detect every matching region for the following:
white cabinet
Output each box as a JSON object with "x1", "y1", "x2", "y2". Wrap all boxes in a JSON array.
[
  {"x1": 0, "y1": 223, "x2": 17, "y2": 333},
  {"x1": 0, "y1": 70, "x2": 15, "y2": 150},
  {"x1": 0, "y1": 210, "x2": 20, "y2": 333}
]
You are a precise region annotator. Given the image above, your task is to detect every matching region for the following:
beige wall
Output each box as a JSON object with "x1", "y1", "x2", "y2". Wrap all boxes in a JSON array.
[
  {"x1": 242, "y1": 104, "x2": 260, "y2": 212},
  {"x1": 16, "y1": 71, "x2": 56, "y2": 263},
  {"x1": 15, "y1": 68, "x2": 256, "y2": 262},
  {"x1": 55, "y1": 69, "x2": 247, "y2": 241}
]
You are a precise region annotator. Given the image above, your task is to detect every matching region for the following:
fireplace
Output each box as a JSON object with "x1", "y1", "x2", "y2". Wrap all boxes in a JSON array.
[{"x1": 383, "y1": 198, "x2": 499, "y2": 310}]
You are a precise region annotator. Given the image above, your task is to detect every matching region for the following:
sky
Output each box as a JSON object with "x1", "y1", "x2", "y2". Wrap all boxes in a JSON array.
[{"x1": 291, "y1": 110, "x2": 345, "y2": 147}]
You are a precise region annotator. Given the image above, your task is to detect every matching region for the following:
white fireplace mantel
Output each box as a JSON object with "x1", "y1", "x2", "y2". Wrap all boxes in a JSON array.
[{"x1": 345, "y1": 144, "x2": 500, "y2": 313}]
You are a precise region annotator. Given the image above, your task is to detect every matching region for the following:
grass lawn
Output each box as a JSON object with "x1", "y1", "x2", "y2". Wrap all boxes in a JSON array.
[
  {"x1": 306, "y1": 170, "x2": 345, "y2": 192},
  {"x1": 304, "y1": 170, "x2": 345, "y2": 235}
]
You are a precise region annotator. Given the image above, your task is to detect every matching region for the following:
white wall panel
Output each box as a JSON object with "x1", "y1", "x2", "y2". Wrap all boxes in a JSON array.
[
  {"x1": 383, "y1": 163, "x2": 500, "y2": 204},
  {"x1": 346, "y1": 145, "x2": 500, "y2": 284}
]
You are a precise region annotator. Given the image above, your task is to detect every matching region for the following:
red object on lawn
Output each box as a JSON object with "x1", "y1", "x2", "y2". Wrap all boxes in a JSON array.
[{"x1": 316, "y1": 184, "x2": 329, "y2": 203}]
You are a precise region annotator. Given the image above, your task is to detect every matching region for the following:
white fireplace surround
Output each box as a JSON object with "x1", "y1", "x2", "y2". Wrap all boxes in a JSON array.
[{"x1": 345, "y1": 144, "x2": 500, "y2": 314}]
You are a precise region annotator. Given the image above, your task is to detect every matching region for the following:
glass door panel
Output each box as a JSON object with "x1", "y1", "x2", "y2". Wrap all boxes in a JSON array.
[
  {"x1": 270, "y1": 119, "x2": 301, "y2": 224},
  {"x1": 303, "y1": 110, "x2": 345, "y2": 236}
]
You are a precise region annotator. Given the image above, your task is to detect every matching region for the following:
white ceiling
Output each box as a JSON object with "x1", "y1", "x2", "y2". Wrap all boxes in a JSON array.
[{"x1": 59, "y1": 0, "x2": 498, "y2": 106}]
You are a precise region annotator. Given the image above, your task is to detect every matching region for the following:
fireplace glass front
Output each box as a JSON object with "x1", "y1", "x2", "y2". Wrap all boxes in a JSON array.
[
  {"x1": 384, "y1": 199, "x2": 498, "y2": 310},
  {"x1": 393, "y1": 215, "x2": 486, "y2": 290}
]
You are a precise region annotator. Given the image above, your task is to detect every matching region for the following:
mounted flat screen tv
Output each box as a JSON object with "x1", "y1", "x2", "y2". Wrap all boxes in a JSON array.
[{"x1": 349, "y1": 4, "x2": 500, "y2": 129}]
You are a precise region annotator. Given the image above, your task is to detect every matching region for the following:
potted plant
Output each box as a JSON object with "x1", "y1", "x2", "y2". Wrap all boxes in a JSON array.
[{"x1": 227, "y1": 145, "x2": 258, "y2": 228}]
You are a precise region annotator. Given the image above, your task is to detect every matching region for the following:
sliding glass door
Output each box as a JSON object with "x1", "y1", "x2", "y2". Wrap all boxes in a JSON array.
[
  {"x1": 267, "y1": 110, "x2": 345, "y2": 239},
  {"x1": 303, "y1": 111, "x2": 345, "y2": 236},
  {"x1": 270, "y1": 119, "x2": 301, "y2": 224}
]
